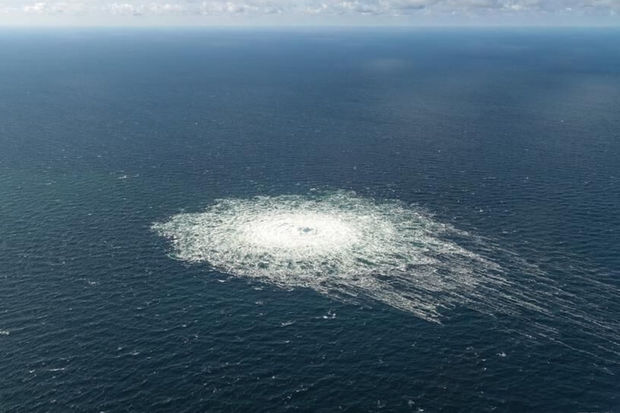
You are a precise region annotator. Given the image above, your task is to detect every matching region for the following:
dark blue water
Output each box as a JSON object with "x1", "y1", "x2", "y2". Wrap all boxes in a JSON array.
[{"x1": 1, "y1": 29, "x2": 619, "y2": 412}]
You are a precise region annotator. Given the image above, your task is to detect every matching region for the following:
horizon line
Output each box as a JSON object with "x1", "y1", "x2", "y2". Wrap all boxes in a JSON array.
[{"x1": 1, "y1": 23, "x2": 619, "y2": 29}]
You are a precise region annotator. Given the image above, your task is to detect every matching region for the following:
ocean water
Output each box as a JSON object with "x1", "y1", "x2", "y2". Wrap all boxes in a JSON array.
[{"x1": 0, "y1": 29, "x2": 619, "y2": 412}]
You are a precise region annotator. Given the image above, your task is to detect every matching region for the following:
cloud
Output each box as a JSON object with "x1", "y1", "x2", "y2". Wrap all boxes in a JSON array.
[{"x1": 1, "y1": 0, "x2": 619, "y2": 23}]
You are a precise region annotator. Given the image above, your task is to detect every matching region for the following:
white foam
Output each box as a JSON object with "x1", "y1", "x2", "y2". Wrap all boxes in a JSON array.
[
  {"x1": 152, "y1": 191, "x2": 620, "y2": 361},
  {"x1": 153, "y1": 191, "x2": 504, "y2": 322}
]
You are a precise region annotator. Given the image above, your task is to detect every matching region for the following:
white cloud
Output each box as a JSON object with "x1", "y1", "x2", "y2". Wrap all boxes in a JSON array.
[{"x1": 1, "y1": 0, "x2": 619, "y2": 24}]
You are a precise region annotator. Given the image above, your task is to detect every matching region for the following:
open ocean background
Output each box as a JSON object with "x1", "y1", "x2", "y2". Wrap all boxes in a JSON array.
[{"x1": 0, "y1": 29, "x2": 619, "y2": 412}]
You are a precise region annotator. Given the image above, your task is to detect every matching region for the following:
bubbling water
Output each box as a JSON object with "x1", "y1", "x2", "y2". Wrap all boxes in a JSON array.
[
  {"x1": 153, "y1": 191, "x2": 620, "y2": 360},
  {"x1": 238, "y1": 211, "x2": 360, "y2": 252},
  {"x1": 153, "y1": 191, "x2": 509, "y2": 321}
]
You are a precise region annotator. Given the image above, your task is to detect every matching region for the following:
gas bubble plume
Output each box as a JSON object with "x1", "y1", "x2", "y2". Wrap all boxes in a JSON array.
[{"x1": 153, "y1": 191, "x2": 512, "y2": 322}]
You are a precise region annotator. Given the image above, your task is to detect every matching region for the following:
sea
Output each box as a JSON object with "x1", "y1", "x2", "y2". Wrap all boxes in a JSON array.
[{"x1": 0, "y1": 28, "x2": 618, "y2": 412}]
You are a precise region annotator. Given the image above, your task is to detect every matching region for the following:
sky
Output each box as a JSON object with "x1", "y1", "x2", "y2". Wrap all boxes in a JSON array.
[{"x1": 0, "y1": 0, "x2": 619, "y2": 26}]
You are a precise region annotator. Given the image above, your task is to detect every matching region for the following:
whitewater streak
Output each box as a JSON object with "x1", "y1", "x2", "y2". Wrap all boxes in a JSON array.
[
  {"x1": 153, "y1": 190, "x2": 620, "y2": 361},
  {"x1": 152, "y1": 191, "x2": 516, "y2": 322}
]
